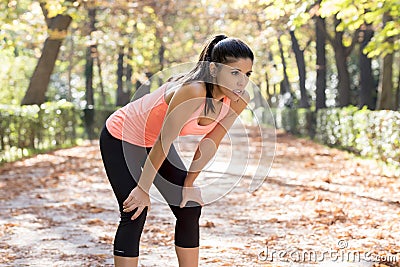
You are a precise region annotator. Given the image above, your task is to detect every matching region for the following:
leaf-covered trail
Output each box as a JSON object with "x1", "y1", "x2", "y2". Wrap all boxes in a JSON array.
[{"x1": 0, "y1": 128, "x2": 399, "y2": 267}]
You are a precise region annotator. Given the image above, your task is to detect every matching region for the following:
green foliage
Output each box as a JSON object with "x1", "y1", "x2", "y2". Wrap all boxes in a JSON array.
[
  {"x1": 0, "y1": 1, "x2": 47, "y2": 54},
  {"x1": 83, "y1": 106, "x2": 117, "y2": 140},
  {"x1": 0, "y1": 0, "x2": 398, "y2": 123},
  {"x1": 320, "y1": 0, "x2": 400, "y2": 57},
  {"x1": 365, "y1": 110, "x2": 400, "y2": 165},
  {"x1": 297, "y1": 108, "x2": 316, "y2": 138},
  {"x1": 44, "y1": 0, "x2": 79, "y2": 18},
  {"x1": 0, "y1": 100, "x2": 77, "y2": 164},
  {"x1": 0, "y1": 99, "x2": 117, "y2": 164},
  {"x1": 0, "y1": 48, "x2": 37, "y2": 105},
  {"x1": 274, "y1": 108, "x2": 315, "y2": 137},
  {"x1": 275, "y1": 106, "x2": 400, "y2": 169},
  {"x1": 280, "y1": 108, "x2": 299, "y2": 134},
  {"x1": 315, "y1": 106, "x2": 359, "y2": 148}
]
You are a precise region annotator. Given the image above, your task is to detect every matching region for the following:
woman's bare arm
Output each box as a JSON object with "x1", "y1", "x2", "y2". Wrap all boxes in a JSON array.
[
  {"x1": 184, "y1": 92, "x2": 250, "y2": 187},
  {"x1": 137, "y1": 83, "x2": 206, "y2": 192}
]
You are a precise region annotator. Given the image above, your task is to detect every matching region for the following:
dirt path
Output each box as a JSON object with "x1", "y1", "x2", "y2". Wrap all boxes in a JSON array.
[{"x1": 0, "y1": 126, "x2": 399, "y2": 267}]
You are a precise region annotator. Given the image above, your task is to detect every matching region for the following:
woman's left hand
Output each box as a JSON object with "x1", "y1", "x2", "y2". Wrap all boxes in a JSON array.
[
  {"x1": 180, "y1": 185, "x2": 204, "y2": 208},
  {"x1": 123, "y1": 186, "x2": 151, "y2": 220}
]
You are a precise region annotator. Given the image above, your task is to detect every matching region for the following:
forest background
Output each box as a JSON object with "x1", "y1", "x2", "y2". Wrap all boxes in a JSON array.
[{"x1": 0, "y1": 0, "x2": 399, "y2": 167}]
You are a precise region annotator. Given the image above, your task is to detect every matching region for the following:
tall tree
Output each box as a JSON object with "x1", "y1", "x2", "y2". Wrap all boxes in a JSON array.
[
  {"x1": 330, "y1": 16, "x2": 356, "y2": 107},
  {"x1": 125, "y1": 46, "x2": 134, "y2": 102},
  {"x1": 396, "y1": 67, "x2": 400, "y2": 110},
  {"x1": 312, "y1": 1, "x2": 327, "y2": 109},
  {"x1": 290, "y1": 30, "x2": 310, "y2": 108},
  {"x1": 21, "y1": 1, "x2": 76, "y2": 105},
  {"x1": 85, "y1": 7, "x2": 96, "y2": 107},
  {"x1": 359, "y1": 23, "x2": 375, "y2": 109},
  {"x1": 277, "y1": 35, "x2": 291, "y2": 96},
  {"x1": 376, "y1": 13, "x2": 395, "y2": 110},
  {"x1": 116, "y1": 46, "x2": 131, "y2": 106},
  {"x1": 96, "y1": 47, "x2": 106, "y2": 106},
  {"x1": 320, "y1": 0, "x2": 400, "y2": 109}
]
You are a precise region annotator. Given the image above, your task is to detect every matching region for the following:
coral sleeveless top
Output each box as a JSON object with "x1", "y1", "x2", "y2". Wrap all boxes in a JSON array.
[{"x1": 106, "y1": 82, "x2": 231, "y2": 147}]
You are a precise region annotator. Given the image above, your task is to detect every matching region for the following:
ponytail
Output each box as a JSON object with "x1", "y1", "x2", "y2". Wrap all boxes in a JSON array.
[
  {"x1": 199, "y1": 34, "x2": 228, "y2": 62},
  {"x1": 197, "y1": 35, "x2": 228, "y2": 113}
]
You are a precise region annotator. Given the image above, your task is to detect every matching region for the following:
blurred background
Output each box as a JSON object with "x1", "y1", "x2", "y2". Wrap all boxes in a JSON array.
[{"x1": 0, "y1": 0, "x2": 399, "y2": 167}]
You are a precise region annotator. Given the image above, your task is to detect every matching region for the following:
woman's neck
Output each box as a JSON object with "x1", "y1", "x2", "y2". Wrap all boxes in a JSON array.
[{"x1": 212, "y1": 84, "x2": 225, "y2": 101}]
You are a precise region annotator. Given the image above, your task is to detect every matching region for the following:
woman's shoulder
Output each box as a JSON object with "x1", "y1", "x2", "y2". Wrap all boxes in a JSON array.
[
  {"x1": 165, "y1": 81, "x2": 206, "y2": 104},
  {"x1": 180, "y1": 81, "x2": 207, "y2": 97}
]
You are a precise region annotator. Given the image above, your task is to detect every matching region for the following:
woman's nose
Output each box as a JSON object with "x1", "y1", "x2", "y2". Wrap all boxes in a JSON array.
[{"x1": 237, "y1": 74, "x2": 247, "y2": 87}]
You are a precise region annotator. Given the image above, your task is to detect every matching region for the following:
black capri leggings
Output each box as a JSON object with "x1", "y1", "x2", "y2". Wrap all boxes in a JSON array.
[{"x1": 99, "y1": 126, "x2": 202, "y2": 258}]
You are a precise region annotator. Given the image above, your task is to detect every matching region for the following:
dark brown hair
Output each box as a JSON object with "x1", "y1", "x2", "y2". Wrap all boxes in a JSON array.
[{"x1": 172, "y1": 34, "x2": 254, "y2": 113}]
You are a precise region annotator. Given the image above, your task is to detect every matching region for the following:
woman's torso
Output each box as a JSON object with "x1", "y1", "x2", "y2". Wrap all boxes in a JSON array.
[{"x1": 106, "y1": 82, "x2": 231, "y2": 147}]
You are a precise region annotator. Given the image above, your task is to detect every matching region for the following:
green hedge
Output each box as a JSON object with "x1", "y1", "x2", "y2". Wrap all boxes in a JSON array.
[
  {"x1": 0, "y1": 100, "x2": 78, "y2": 163},
  {"x1": 274, "y1": 108, "x2": 315, "y2": 138},
  {"x1": 0, "y1": 101, "x2": 116, "y2": 164},
  {"x1": 272, "y1": 106, "x2": 400, "y2": 169},
  {"x1": 3, "y1": 100, "x2": 399, "y2": 170},
  {"x1": 83, "y1": 106, "x2": 116, "y2": 140}
]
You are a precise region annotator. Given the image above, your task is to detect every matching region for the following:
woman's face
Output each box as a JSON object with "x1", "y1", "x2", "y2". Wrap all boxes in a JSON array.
[{"x1": 214, "y1": 58, "x2": 253, "y2": 101}]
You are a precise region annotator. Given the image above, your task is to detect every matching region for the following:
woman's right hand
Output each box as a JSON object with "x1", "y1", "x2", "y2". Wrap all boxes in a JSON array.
[
  {"x1": 123, "y1": 186, "x2": 151, "y2": 220},
  {"x1": 180, "y1": 185, "x2": 204, "y2": 208}
]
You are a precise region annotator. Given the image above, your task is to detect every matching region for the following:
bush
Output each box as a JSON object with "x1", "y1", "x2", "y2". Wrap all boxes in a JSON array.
[
  {"x1": 0, "y1": 101, "x2": 118, "y2": 164},
  {"x1": 0, "y1": 100, "x2": 78, "y2": 164},
  {"x1": 38, "y1": 101, "x2": 77, "y2": 148},
  {"x1": 274, "y1": 108, "x2": 315, "y2": 137},
  {"x1": 275, "y1": 107, "x2": 400, "y2": 169},
  {"x1": 83, "y1": 106, "x2": 117, "y2": 140}
]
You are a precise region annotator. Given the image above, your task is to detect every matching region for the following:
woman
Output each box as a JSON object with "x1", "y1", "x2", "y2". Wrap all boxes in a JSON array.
[{"x1": 100, "y1": 34, "x2": 254, "y2": 267}]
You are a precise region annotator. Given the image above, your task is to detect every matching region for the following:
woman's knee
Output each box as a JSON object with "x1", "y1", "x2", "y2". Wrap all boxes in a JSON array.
[
  {"x1": 113, "y1": 208, "x2": 148, "y2": 257},
  {"x1": 171, "y1": 204, "x2": 202, "y2": 223},
  {"x1": 172, "y1": 205, "x2": 202, "y2": 248}
]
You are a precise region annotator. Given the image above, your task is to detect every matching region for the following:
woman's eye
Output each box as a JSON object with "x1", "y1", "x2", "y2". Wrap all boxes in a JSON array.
[
  {"x1": 246, "y1": 73, "x2": 252, "y2": 77},
  {"x1": 231, "y1": 71, "x2": 239, "y2": 75}
]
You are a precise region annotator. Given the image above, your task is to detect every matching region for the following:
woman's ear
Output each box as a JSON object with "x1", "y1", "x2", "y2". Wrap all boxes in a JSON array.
[{"x1": 209, "y1": 62, "x2": 217, "y2": 77}]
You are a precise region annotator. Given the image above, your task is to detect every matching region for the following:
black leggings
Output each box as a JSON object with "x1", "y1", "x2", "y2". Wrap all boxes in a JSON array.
[{"x1": 99, "y1": 126, "x2": 202, "y2": 257}]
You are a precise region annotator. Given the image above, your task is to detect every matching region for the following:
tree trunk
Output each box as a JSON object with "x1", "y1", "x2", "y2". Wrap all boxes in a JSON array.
[
  {"x1": 158, "y1": 43, "x2": 165, "y2": 86},
  {"x1": 96, "y1": 52, "x2": 105, "y2": 106},
  {"x1": 315, "y1": 13, "x2": 327, "y2": 109},
  {"x1": 116, "y1": 46, "x2": 126, "y2": 106},
  {"x1": 265, "y1": 71, "x2": 273, "y2": 107},
  {"x1": 377, "y1": 54, "x2": 394, "y2": 110},
  {"x1": 116, "y1": 45, "x2": 131, "y2": 106},
  {"x1": 159, "y1": 42, "x2": 165, "y2": 71},
  {"x1": 396, "y1": 66, "x2": 400, "y2": 110},
  {"x1": 334, "y1": 50, "x2": 351, "y2": 107},
  {"x1": 85, "y1": 8, "x2": 96, "y2": 107},
  {"x1": 125, "y1": 46, "x2": 134, "y2": 100},
  {"x1": 85, "y1": 45, "x2": 94, "y2": 107},
  {"x1": 289, "y1": 30, "x2": 309, "y2": 108},
  {"x1": 253, "y1": 87, "x2": 264, "y2": 109},
  {"x1": 64, "y1": 33, "x2": 75, "y2": 102},
  {"x1": 376, "y1": 13, "x2": 395, "y2": 110},
  {"x1": 333, "y1": 17, "x2": 351, "y2": 107},
  {"x1": 66, "y1": 34, "x2": 74, "y2": 102},
  {"x1": 278, "y1": 35, "x2": 290, "y2": 96},
  {"x1": 359, "y1": 23, "x2": 375, "y2": 109},
  {"x1": 21, "y1": 12, "x2": 72, "y2": 105}
]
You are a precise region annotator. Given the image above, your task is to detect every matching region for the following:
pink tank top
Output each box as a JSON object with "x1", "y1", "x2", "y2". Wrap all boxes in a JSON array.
[{"x1": 106, "y1": 83, "x2": 231, "y2": 147}]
